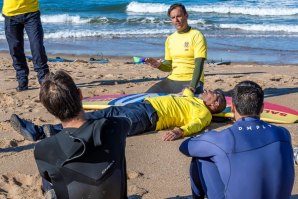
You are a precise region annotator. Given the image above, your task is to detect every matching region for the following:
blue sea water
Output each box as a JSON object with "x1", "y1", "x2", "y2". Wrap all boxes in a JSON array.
[{"x1": 0, "y1": 0, "x2": 297, "y2": 64}]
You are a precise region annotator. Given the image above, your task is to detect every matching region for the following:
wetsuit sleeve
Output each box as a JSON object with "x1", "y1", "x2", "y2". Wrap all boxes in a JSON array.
[
  {"x1": 180, "y1": 136, "x2": 217, "y2": 157},
  {"x1": 158, "y1": 60, "x2": 172, "y2": 72},
  {"x1": 189, "y1": 58, "x2": 204, "y2": 88}
]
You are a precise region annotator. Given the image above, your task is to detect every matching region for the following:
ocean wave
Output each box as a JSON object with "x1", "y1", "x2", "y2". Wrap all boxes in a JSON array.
[
  {"x1": 0, "y1": 13, "x2": 206, "y2": 25},
  {"x1": 43, "y1": 29, "x2": 172, "y2": 39},
  {"x1": 219, "y1": 24, "x2": 298, "y2": 33},
  {"x1": 126, "y1": 2, "x2": 298, "y2": 16},
  {"x1": 126, "y1": 1, "x2": 168, "y2": 13},
  {"x1": 41, "y1": 14, "x2": 91, "y2": 24},
  {"x1": 189, "y1": 5, "x2": 298, "y2": 16}
]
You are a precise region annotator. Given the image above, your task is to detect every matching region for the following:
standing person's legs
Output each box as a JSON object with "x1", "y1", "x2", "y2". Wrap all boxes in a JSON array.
[
  {"x1": 4, "y1": 14, "x2": 29, "y2": 91},
  {"x1": 24, "y1": 11, "x2": 49, "y2": 84},
  {"x1": 145, "y1": 78, "x2": 189, "y2": 93}
]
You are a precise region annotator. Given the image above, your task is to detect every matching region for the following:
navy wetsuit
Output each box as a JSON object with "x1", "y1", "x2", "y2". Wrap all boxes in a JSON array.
[{"x1": 180, "y1": 117, "x2": 294, "y2": 199}]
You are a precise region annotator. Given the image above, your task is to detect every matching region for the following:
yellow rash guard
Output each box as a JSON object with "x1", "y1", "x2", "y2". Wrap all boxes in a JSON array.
[
  {"x1": 145, "y1": 93, "x2": 212, "y2": 137},
  {"x1": 164, "y1": 28, "x2": 207, "y2": 82},
  {"x1": 2, "y1": 0, "x2": 39, "y2": 16}
]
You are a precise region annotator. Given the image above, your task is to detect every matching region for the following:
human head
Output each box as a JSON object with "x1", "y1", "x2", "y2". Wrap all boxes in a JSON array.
[
  {"x1": 39, "y1": 70, "x2": 82, "y2": 122},
  {"x1": 232, "y1": 80, "x2": 264, "y2": 117},
  {"x1": 167, "y1": 3, "x2": 189, "y2": 32},
  {"x1": 201, "y1": 89, "x2": 226, "y2": 114}
]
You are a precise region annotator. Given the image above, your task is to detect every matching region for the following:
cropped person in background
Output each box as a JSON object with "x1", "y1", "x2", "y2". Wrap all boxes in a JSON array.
[
  {"x1": 145, "y1": 3, "x2": 207, "y2": 94},
  {"x1": 2, "y1": 0, "x2": 49, "y2": 91}
]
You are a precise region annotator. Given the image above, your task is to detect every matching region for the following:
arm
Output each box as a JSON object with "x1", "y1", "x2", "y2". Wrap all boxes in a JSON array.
[
  {"x1": 180, "y1": 119, "x2": 204, "y2": 137},
  {"x1": 162, "y1": 105, "x2": 211, "y2": 141},
  {"x1": 144, "y1": 58, "x2": 172, "y2": 72},
  {"x1": 180, "y1": 135, "x2": 217, "y2": 157},
  {"x1": 180, "y1": 106, "x2": 212, "y2": 137},
  {"x1": 189, "y1": 58, "x2": 205, "y2": 91},
  {"x1": 144, "y1": 36, "x2": 173, "y2": 71},
  {"x1": 162, "y1": 127, "x2": 184, "y2": 141},
  {"x1": 188, "y1": 31, "x2": 207, "y2": 92},
  {"x1": 158, "y1": 60, "x2": 172, "y2": 72}
]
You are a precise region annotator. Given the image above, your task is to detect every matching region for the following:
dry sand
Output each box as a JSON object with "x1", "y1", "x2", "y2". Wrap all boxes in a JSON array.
[{"x1": 0, "y1": 52, "x2": 297, "y2": 198}]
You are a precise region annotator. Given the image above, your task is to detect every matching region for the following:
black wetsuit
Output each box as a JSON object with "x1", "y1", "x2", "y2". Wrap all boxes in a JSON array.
[{"x1": 34, "y1": 117, "x2": 129, "y2": 199}]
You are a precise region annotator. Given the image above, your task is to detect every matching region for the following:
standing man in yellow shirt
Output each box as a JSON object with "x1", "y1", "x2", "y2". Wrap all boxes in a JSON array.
[
  {"x1": 145, "y1": 3, "x2": 207, "y2": 94},
  {"x1": 2, "y1": 0, "x2": 49, "y2": 91}
]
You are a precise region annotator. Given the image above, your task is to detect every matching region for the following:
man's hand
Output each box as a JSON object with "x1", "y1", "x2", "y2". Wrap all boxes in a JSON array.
[
  {"x1": 162, "y1": 127, "x2": 184, "y2": 141},
  {"x1": 144, "y1": 57, "x2": 161, "y2": 68}
]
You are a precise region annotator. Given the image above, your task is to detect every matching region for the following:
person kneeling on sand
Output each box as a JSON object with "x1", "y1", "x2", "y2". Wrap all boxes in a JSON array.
[
  {"x1": 31, "y1": 70, "x2": 129, "y2": 198},
  {"x1": 10, "y1": 84, "x2": 226, "y2": 142},
  {"x1": 180, "y1": 80, "x2": 294, "y2": 199}
]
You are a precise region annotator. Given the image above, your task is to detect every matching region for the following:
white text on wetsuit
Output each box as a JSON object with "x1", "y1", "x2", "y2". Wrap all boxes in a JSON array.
[{"x1": 238, "y1": 124, "x2": 272, "y2": 131}]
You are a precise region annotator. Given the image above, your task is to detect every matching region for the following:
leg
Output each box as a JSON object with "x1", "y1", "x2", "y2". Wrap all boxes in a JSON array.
[
  {"x1": 86, "y1": 103, "x2": 156, "y2": 136},
  {"x1": 190, "y1": 158, "x2": 225, "y2": 199},
  {"x1": 42, "y1": 178, "x2": 57, "y2": 199},
  {"x1": 190, "y1": 159, "x2": 205, "y2": 199},
  {"x1": 10, "y1": 102, "x2": 155, "y2": 141},
  {"x1": 10, "y1": 114, "x2": 62, "y2": 141},
  {"x1": 145, "y1": 78, "x2": 190, "y2": 93},
  {"x1": 24, "y1": 11, "x2": 49, "y2": 84},
  {"x1": 4, "y1": 14, "x2": 29, "y2": 90}
]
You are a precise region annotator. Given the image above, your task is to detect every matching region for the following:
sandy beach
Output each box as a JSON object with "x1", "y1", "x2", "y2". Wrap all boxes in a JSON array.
[{"x1": 0, "y1": 52, "x2": 297, "y2": 199}]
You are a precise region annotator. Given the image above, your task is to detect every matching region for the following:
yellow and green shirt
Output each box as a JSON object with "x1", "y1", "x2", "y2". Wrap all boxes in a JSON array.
[
  {"x1": 145, "y1": 93, "x2": 212, "y2": 137},
  {"x1": 2, "y1": 0, "x2": 39, "y2": 16},
  {"x1": 164, "y1": 28, "x2": 207, "y2": 82}
]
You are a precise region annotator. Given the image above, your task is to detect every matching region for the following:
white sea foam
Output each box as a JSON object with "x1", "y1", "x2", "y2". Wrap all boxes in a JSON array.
[
  {"x1": 41, "y1": 14, "x2": 91, "y2": 24},
  {"x1": 189, "y1": 5, "x2": 298, "y2": 16},
  {"x1": 188, "y1": 19, "x2": 207, "y2": 25},
  {"x1": 126, "y1": 2, "x2": 298, "y2": 16},
  {"x1": 126, "y1": 1, "x2": 168, "y2": 13},
  {"x1": 219, "y1": 24, "x2": 298, "y2": 33},
  {"x1": 43, "y1": 29, "x2": 172, "y2": 39}
]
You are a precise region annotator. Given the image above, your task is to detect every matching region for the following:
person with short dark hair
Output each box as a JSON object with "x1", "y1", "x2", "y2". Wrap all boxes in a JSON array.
[
  {"x1": 145, "y1": 3, "x2": 207, "y2": 94},
  {"x1": 32, "y1": 70, "x2": 129, "y2": 198},
  {"x1": 180, "y1": 81, "x2": 295, "y2": 199},
  {"x1": 11, "y1": 87, "x2": 226, "y2": 142},
  {"x1": 2, "y1": 0, "x2": 49, "y2": 91}
]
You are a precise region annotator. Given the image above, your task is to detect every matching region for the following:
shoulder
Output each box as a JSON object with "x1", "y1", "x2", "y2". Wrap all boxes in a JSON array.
[
  {"x1": 34, "y1": 135, "x2": 59, "y2": 160},
  {"x1": 167, "y1": 31, "x2": 178, "y2": 39},
  {"x1": 270, "y1": 124, "x2": 292, "y2": 141},
  {"x1": 191, "y1": 128, "x2": 231, "y2": 141},
  {"x1": 189, "y1": 28, "x2": 205, "y2": 36}
]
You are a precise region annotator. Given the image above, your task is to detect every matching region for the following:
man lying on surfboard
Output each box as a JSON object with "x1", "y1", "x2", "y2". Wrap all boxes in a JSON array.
[{"x1": 10, "y1": 85, "x2": 226, "y2": 142}]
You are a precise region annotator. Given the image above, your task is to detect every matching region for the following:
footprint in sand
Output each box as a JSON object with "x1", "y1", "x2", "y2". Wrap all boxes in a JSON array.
[
  {"x1": 0, "y1": 93, "x2": 16, "y2": 109},
  {"x1": 127, "y1": 170, "x2": 143, "y2": 180},
  {"x1": 0, "y1": 173, "x2": 43, "y2": 199},
  {"x1": 128, "y1": 185, "x2": 148, "y2": 198},
  {"x1": 270, "y1": 77, "x2": 282, "y2": 82}
]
